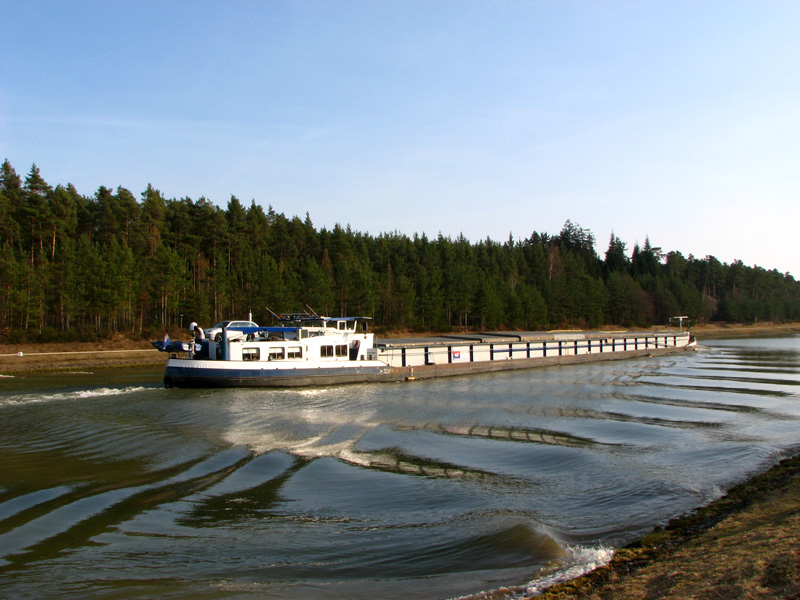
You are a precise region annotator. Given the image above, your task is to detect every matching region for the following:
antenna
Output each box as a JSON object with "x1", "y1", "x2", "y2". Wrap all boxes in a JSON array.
[{"x1": 669, "y1": 316, "x2": 690, "y2": 333}]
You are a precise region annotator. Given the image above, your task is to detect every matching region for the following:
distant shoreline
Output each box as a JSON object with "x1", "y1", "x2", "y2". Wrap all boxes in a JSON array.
[
  {"x1": 681, "y1": 321, "x2": 800, "y2": 339},
  {"x1": 1, "y1": 322, "x2": 798, "y2": 374}
]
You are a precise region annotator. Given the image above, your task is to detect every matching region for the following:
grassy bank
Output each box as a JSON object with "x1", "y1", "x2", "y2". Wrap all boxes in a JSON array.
[
  {"x1": 689, "y1": 321, "x2": 800, "y2": 339},
  {"x1": 0, "y1": 338, "x2": 164, "y2": 373},
  {"x1": 533, "y1": 452, "x2": 800, "y2": 600}
]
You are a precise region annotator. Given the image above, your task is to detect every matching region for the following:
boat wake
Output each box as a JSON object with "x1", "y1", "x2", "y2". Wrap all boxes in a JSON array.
[{"x1": 0, "y1": 385, "x2": 157, "y2": 407}]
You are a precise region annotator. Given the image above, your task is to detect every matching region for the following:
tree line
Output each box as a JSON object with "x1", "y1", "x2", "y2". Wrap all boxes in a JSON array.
[{"x1": 1, "y1": 160, "x2": 798, "y2": 342}]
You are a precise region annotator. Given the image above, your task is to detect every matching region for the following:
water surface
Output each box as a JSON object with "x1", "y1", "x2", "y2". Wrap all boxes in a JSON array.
[{"x1": 1, "y1": 336, "x2": 799, "y2": 599}]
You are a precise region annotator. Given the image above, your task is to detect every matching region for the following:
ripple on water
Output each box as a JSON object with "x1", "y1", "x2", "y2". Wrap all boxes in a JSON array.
[{"x1": 0, "y1": 337, "x2": 798, "y2": 599}]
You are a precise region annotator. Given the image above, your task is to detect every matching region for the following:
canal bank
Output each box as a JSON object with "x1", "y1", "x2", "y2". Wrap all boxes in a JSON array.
[{"x1": 527, "y1": 451, "x2": 800, "y2": 600}]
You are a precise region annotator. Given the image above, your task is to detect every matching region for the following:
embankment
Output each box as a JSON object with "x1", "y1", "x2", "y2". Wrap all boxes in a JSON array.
[
  {"x1": 0, "y1": 340, "x2": 163, "y2": 373},
  {"x1": 532, "y1": 451, "x2": 800, "y2": 600}
]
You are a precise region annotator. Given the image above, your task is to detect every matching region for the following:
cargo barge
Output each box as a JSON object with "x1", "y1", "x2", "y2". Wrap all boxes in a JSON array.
[{"x1": 153, "y1": 313, "x2": 696, "y2": 388}]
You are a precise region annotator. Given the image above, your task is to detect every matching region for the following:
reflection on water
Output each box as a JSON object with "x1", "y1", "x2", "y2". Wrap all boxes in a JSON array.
[{"x1": 1, "y1": 337, "x2": 799, "y2": 599}]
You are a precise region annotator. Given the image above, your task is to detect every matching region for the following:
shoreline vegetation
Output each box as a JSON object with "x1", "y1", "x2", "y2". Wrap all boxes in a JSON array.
[
  {"x1": 3, "y1": 160, "x2": 800, "y2": 352},
  {"x1": 2, "y1": 323, "x2": 798, "y2": 599}
]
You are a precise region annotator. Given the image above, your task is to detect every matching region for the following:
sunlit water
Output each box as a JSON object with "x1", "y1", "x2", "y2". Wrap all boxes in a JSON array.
[{"x1": 1, "y1": 336, "x2": 799, "y2": 599}]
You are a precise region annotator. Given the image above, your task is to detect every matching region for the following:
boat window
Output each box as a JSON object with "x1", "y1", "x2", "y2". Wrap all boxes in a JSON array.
[
  {"x1": 338, "y1": 321, "x2": 346, "y2": 330},
  {"x1": 321, "y1": 345, "x2": 334, "y2": 358},
  {"x1": 242, "y1": 348, "x2": 260, "y2": 361},
  {"x1": 268, "y1": 347, "x2": 285, "y2": 361},
  {"x1": 335, "y1": 344, "x2": 348, "y2": 357},
  {"x1": 287, "y1": 346, "x2": 302, "y2": 359}
]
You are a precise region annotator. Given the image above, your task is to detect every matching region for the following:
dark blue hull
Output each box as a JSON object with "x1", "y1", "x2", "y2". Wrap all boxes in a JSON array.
[{"x1": 164, "y1": 362, "x2": 393, "y2": 388}]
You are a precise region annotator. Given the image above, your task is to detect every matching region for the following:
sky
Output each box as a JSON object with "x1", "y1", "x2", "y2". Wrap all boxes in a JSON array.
[{"x1": 2, "y1": 1, "x2": 799, "y2": 276}]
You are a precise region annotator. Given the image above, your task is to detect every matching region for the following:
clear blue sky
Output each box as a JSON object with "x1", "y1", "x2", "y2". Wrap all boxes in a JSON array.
[{"x1": 2, "y1": 1, "x2": 798, "y2": 276}]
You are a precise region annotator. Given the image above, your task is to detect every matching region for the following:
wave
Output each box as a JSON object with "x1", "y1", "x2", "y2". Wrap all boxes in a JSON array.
[
  {"x1": 454, "y1": 544, "x2": 614, "y2": 600},
  {"x1": 0, "y1": 385, "x2": 159, "y2": 407},
  {"x1": 522, "y1": 545, "x2": 615, "y2": 597}
]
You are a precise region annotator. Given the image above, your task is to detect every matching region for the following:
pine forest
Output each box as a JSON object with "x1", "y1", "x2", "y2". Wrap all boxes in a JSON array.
[{"x1": 2, "y1": 161, "x2": 799, "y2": 343}]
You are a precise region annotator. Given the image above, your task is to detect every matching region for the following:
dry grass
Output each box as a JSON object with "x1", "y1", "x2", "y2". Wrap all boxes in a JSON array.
[{"x1": 0, "y1": 338, "x2": 163, "y2": 373}]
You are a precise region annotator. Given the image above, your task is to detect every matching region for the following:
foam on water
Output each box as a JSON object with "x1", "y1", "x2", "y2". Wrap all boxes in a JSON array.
[
  {"x1": 453, "y1": 544, "x2": 614, "y2": 600},
  {"x1": 522, "y1": 545, "x2": 615, "y2": 596},
  {"x1": 0, "y1": 385, "x2": 154, "y2": 407}
]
